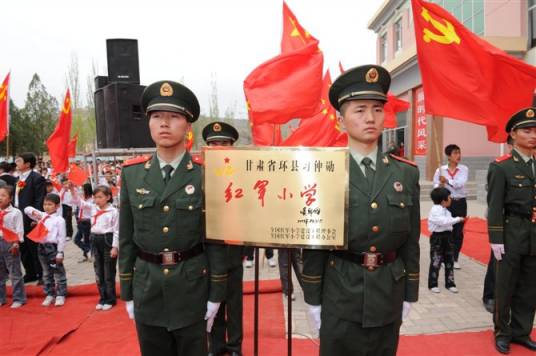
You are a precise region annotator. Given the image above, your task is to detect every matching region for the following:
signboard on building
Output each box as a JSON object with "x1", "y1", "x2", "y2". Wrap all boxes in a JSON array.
[
  {"x1": 204, "y1": 147, "x2": 348, "y2": 249},
  {"x1": 413, "y1": 86, "x2": 427, "y2": 156}
]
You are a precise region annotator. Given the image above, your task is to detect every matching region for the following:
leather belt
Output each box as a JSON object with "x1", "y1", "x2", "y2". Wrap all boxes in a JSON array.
[
  {"x1": 138, "y1": 243, "x2": 204, "y2": 266},
  {"x1": 333, "y1": 250, "x2": 397, "y2": 271}
]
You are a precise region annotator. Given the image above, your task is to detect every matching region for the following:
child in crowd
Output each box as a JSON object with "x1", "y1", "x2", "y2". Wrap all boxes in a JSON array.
[
  {"x1": 0, "y1": 186, "x2": 26, "y2": 308},
  {"x1": 428, "y1": 187, "x2": 465, "y2": 294},
  {"x1": 89, "y1": 186, "x2": 119, "y2": 311},
  {"x1": 72, "y1": 183, "x2": 93, "y2": 262},
  {"x1": 24, "y1": 193, "x2": 67, "y2": 307},
  {"x1": 58, "y1": 179, "x2": 75, "y2": 241}
]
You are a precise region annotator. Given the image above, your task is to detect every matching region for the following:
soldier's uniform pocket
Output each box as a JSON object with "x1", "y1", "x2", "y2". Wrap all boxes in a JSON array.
[
  {"x1": 175, "y1": 197, "x2": 203, "y2": 234},
  {"x1": 184, "y1": 257, "x2": 209, "y2": 298},
  {"x1": 509, "y1": 177, "x2": 532, "y2": 201},
  {"x1": 133, "y1": 196, "x2": 157, "y2": 232},
  {"x1": 387, "y1": 194, "x2": 412, "y2": 232}
]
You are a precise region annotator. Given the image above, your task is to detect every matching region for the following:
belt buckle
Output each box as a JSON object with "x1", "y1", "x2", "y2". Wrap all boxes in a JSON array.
[
  {"x1": 362, "y1": 252, "x2": 379, "y2": 271},
  {"x1": 160, "y1": 251, "x2": 176, "y2": 266}
]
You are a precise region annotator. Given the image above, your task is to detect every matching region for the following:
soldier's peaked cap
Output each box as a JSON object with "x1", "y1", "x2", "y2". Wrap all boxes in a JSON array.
[
  {"x1": 202, "y1": 121, "x2": 239, "y2": 144},
  {"x1": 329, "y1": 64, "x2": 391, "y2": 111},
  {"x1": 505, "y1": 107, "x2": 536, "y2": 133},
  {"x1": 142, "y1": 80, "x2": 200, "y2": 122}
]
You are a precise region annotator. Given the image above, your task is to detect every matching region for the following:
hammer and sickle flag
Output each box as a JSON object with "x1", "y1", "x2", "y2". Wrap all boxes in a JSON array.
[
  {"x1": 411, "y1": 0, "x2": 536, "y2": 143},
  {"x1": 46, "y1": 90, "x2": 72, "y2": 173},
  {"x1": 0, "y1": 72, "x2": 10, "y2": 142}
]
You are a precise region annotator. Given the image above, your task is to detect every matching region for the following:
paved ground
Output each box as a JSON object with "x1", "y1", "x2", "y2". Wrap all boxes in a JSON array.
[{"x1": 34, "y1": 198, "x2": 532, "y2": 342}]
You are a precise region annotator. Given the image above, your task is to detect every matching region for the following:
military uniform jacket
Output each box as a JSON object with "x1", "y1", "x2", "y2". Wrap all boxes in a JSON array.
[
  {"x1": 302, "y1": 152, "x2": 420, "y2": 328},
  {"x1": 487, "y1": 150, "x2": 536, "y2": 256},
  {"x1": 119, "y1": 153, "x2": 227, "y2": 330}
]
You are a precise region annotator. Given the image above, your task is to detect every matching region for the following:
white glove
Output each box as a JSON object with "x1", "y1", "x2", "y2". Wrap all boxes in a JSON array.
[
  {"x1": 306, "y1": 303, "x2": 321, "y2": 333},
  {"x1": 491, "y1": 243, "x2": 505, "y2": 261},
  {"x1": 205, "y1": 301, "x2": 221, "y2": 332},
  {"x1": 402, "y1": 301, "x2": 412, "y2": 321},
  {"x1": 125, "y1": 300, "x2": 134, "y2": 320}
]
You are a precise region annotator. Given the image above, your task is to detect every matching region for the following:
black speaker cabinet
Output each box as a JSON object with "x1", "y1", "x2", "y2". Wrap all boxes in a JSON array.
[
  {"x1": 106, "y1": 39, "x2": 140, "y2": 84},
  {"x1": 102, "y1": 83, "x2": 154, "y2": 148},
  {"x1": 94, "y1": 88, "x2": 107, "y2": 148},
  {"x1": 94, "y1": 76, "x2": 109, "y2": 90}
]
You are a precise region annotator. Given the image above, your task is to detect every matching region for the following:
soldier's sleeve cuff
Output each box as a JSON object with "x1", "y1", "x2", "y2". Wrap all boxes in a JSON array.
[{"x1": 302, "y1": 273, "x2": 322, "y2": 284}]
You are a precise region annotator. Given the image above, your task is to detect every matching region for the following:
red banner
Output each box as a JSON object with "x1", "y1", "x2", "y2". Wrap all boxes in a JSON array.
[{"x1": 413, "y1": 87, "x2": 427, "y2": 156}]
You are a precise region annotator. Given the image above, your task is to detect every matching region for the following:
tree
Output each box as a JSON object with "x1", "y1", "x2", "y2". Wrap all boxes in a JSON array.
[
  {"x1": 66, "y1": 52, "x2": 81, "y2": 110},
  {"x1": 208, "y1": 73, "x2": 219, "y2": 120}
]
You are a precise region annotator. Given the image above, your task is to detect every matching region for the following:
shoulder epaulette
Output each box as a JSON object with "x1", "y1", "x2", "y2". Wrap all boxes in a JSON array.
[
  {"x1": 495, "y1": 153, "x2": 511, "y2": 163},
  {"x1": 389, "y1": 154, "x2": 417, "y2": 167},
  {"x1": 191, "y1": 153, "x2": 203, "y2": 165},
  {"x1": 122, "y1": 155, "x2": 151, "y2": 167}
]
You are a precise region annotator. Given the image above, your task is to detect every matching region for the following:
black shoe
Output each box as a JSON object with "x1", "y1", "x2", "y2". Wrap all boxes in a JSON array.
[
  {"x1": 483, "y1": 299, "x2": 494, "y2": 313},
  {"x1": 495, "y1": 339, "x2": 510, "y2": 354},
  {"x1": 511, "y1": 337, "x2": 536, "y2": 351}
]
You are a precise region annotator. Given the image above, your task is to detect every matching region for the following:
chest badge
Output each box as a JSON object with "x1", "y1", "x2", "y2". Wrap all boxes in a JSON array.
[
  {"x1": 393, "y1": 181, "x2": 403, "y2": 192},
  {"x1": 186, "y1": 160, "x2": 194, "y2": 170},
  {"x1": 515, "y1": 175, "x2": 526, "y2": 179},
  {"x1": 185, "y1": 184, "x2": 195, "y2": 195},
  {"x1": 136, "y1": 188, "x2": 151, "y2": 195}
]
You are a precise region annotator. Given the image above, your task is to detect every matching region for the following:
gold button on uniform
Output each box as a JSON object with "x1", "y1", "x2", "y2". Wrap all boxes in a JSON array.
[
  {"x1": 372, "y1": 226, "x2": 380, "y2": 233},
  {"x1": 371, "y1": 202, "x2": 378, "y2": 209},
  {"x1": 188, "y1": 205, "x2": 193, "y2": 210},
  {"x1": 399, "y1": 202, "x2": 405, "y2": 208},
  {"x1": 163, "y1": 248, "x2": 169, "y2": 252},
  {"x1": 163, "y1": 205, "x2": 170, "y2": 212},
  {"x1": 138, "y1": 204, "x2": 143, "y2": 209},
  {"x1": 329, "y1": 260, "x2": 335, "y2": 267},
  {"x1": 163, "y1": 268, "x2": 169, "y2": 275},
  {"x1": 163, "y1": 226, "x2": 169, "y2": 233}
]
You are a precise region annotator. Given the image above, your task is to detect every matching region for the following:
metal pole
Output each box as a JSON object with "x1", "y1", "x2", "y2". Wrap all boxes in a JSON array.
[
  {"x1": 254, "y1": 247, "x2": 260, "y2": 356},
  {"x1": 287, "y1": 248, "x2": 292, "y2": 356}
]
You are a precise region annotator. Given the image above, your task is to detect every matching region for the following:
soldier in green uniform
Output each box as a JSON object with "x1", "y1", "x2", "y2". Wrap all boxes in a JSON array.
[
  {"x1": 487, "y1": 108, "x2": 536, "y2": 354},
  {"x1": 302, "y1": 65, "x2": 420, "y2": 356},
  {"x1": 202, "y1": 121, "x2": 244, "y2": 356},
  {"x1": 118, "y1": 81, "x2": 227, "y2": 356}
]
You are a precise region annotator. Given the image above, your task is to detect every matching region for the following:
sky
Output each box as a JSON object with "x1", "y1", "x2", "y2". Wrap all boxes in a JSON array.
[{"x1": 3, "y1": 0, "x2": 385, "y2": 118}]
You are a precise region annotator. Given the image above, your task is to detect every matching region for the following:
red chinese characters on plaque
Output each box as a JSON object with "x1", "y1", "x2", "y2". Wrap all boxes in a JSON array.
[
  {"x1": 413, "y1": 86, "x2": 427, "y2": 156},
  {"x1": 203, "y1": 147, "x2": 348, "y2": 249}
]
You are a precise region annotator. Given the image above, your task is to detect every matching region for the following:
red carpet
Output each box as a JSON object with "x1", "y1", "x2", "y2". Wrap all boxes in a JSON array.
[
  {"x1": 2, "y1": 280, "x2": 535, "y2": 355},
  {"x1": 421, "y1": 217, "x2": 490, "y2": 264}
]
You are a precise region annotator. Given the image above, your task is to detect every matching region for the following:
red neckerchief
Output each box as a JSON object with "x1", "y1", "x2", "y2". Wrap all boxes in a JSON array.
[
  {"x1": 92, "y1": 209, "x2": 110, "y2": 226},
  {"x1": 447, "y1": 166, "x2": 459, "y2": 179}
]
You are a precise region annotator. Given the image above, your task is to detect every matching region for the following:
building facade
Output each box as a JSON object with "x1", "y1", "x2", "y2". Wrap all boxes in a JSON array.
[{"x1": 368, "y1": 0, "x2": 532, "y2": 180}]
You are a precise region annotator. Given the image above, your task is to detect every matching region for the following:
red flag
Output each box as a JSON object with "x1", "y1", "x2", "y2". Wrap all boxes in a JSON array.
[
  {"x1": 281, "y1": 2, "x2": 317, "y2": 53},
  {"x1": 411, "y1": 0, "x2": 536, "y2": 142},
  {"x1": 282, "y1": 70, "x2": 342, "y2": 146},
  {"x1": 384, "y1": 93, "x2": 410, "y2": 129},
  {"x1": 244, "y1": 41, "x2": 323, "y2": 125},
  {"x1": 27, "y1": 221, "x2": 49, "y2": 243},
  {"x1": 0, "y1": 72, "x2": 10, "y2": 142},
  {"x1": 185, "y1": 127, "x2": 194, "y2": 151},
  {"x1": 68, "y1": 133, "x2": 78, "y2": 158},
  {"x1": 251, "y1": 123, "x2": 282, "y2": 146},
  {"x1": 46, "y1": 90, "x2": 72, "y2": 172},
  {"x1": 67, "y1": 163, "x2": 89, "y2": 186}
]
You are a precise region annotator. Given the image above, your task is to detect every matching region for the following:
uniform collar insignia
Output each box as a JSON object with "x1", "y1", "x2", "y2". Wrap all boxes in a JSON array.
[
  {"x1": 382, "y1": 156, "x2": 389, "y2": 165},
  {"x1": 513, "y1": 155, "x2": 519, "y2": 162},
  {"x1": 136, "y1": 188, "x2": 150, "y2": 195},
  {"x1": 144, "y1": 160, "x2": 152, "y2": 169},
  {"x1": 187, "y1": 160, "x2": 193, "y2": 170}
]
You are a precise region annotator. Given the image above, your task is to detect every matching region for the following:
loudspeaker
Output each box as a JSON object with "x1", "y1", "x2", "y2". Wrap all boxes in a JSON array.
[
  {"x1": 102, "y1": 82, "x2": 154, "y2": 148},
  {"x1": 106, "y1": 39, "x2": 140, "y2": 84},
  {"x1": 94, "y1": 76, "x2": 108, "y2": 90},
  {"x1": 94, "y1": 88, "x2": 107, "y2": 148}
]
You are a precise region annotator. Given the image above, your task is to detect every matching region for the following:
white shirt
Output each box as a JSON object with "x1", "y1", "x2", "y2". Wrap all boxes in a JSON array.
[
  {"x1": 350, "y1": 146, "x2": 378, "y2": 176},
  {"x1": 432, "y1": 164, "x2": 468, "y2": 198},
  {"x1": 71, "y1": 192, "x2": 93, "y2": 220},
  {"x1": 59, "y1": 188, "x2": 75, "y2": 207},
  {"x1": 0, "y1": 205, "x2": 24, "y2": 242},
  {"x1": 428, "y1": 204, "x2": 463, "y2": 233},
  {"x1": 14, "y1": 170, "x2": 32, "y2": 208},
  {"x1": 23, "y1": 206, "x2": 66, "y2": 253},
  {"x1": 157, "y1": 152, "x2": 185, "y2": 179},
  {"x1": 90, "y1": 205, "x2": 119, "y2": 248}
]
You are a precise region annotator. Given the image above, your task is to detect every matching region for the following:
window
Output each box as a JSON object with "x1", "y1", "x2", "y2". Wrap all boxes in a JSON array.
[
  {"x1": 394, "y1": 18, "x2": 403, "y2": 53},
  {"x1": 530, "y1": 0, "x2": 536, "y2": 48},
  {"x1": 380, "y1": 33, "x2": 387, "y2": 63},
  {"x1": 431, "y1": 0, "x2": 484, "y2": 35}
]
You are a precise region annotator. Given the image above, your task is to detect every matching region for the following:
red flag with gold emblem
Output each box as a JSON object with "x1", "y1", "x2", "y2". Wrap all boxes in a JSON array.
[
  {"x1": 185, "y1": 127, "x2": 194, "y2": 151},
  {"x1": 46, "y1": 90, "x2": 72, "y2": 173},
  {"x1": 67, "y1": 163, "x2": 89, "y2": 186},
  {"x1": 281, "y1": 2, "x2": 318, "y2": 53},
  {"x1": 68, "y1": 132, "x2": 78, "y2": 158},
  {"x1": 0, "y1": 73, "x2": 10, "y2": 142},
  {"x1": 411, "y1": 0, "x2": 536, "y2": 142},
  {"x1": 281, "y1": 70, "x2": 342, "y2": 146},
  {"x1": 251, "y1": 123, "x2": 282, "y2": 146}
]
